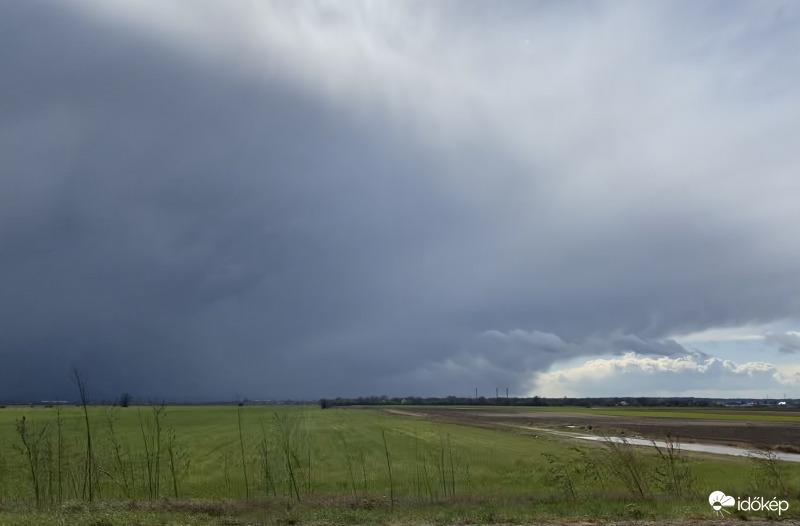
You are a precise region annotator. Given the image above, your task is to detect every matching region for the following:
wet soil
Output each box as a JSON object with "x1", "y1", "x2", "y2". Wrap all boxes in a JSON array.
[{"x1": 377, "y1": 407, "x2": 800, "y2": 451}]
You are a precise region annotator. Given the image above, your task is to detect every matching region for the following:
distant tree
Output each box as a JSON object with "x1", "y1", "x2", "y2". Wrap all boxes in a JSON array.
[{"x1": 118, "y1": 393, "x2": 131, "y2": 407}]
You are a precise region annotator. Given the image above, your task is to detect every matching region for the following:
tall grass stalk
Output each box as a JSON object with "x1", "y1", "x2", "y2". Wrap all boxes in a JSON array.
[
  {"x1": 138, "y1": 402, "x2": 166, "y2": 499},
  {"x1": 259, "y1": 421, "x2": 276, "y2": 496},
  {"x1": 359, "y1": 448, "x2": 369, "y2": 495},
  {"x1": 55, "y1": 406, "x2": 63, "y2": 502},
  {"x1": 438, "y1": 435, "x2": 447, "y2": 497},
  {"x1": 166, "y1": 427, "x2": 186, "y2": 498},
  {"x1": 73, "y1": 368, "x2": 94, "y2": 501},
  {"x1": 0, "y1": 439, "x2": 6, "y2": 499},
  {"x1": 338, "y1": 432, "x2": 358, "y2": 498},
  {"x1": 137, "y1": 408, "x2": 153, "y2": 498},
  {"x1": 306, "y1": 436, "x2": 313, "y2": 496},
  {"x1": 417, "y1": 436, "x2": 432, "y2": 499},
  {"x1": 447, "y1": 434, "x2": 456, "y2": 496},
  {"x1": 222, "y1": 450, "x2": 232, "y2": 498},
  {"x1": 236, "y1": 404, "x2": 250, "y2": 499},
  {"x1": 276, "y1": 414, "x2": 300, "y2": 501},
  {"x1": 381, "y1": 428, "x2": 394, "y2": 513},
  {"x1": 153, "y1": 404, "x2": 164, "y2": 498}
]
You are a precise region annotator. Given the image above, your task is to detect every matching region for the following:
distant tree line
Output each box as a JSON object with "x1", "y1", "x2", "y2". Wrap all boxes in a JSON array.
[{"x1": 318, "y1": 395, "x2": 731, "y2": 409}]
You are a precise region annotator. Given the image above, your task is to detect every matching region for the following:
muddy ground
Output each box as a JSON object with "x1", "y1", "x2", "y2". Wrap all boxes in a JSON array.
[{"x1": 377, "y1": 407, "x2": 800, "y2": 451}]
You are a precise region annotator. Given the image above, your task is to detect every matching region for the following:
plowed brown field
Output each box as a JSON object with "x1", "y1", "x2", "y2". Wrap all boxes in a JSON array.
[{"x1": 378, "y1": 407, "x2": 800, "y2": 451}]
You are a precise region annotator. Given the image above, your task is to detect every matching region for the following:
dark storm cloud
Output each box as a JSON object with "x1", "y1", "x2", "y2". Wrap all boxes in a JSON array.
[{"x1": 2, "y1": 1, "x2": 800, "y2": 400}]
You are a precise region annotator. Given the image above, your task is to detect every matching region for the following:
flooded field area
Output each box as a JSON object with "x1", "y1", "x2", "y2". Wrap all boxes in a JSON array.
[
  {"x1": 386, "y1": 406, "x2": 800, "y2": 453},
  {"x1": 576, "y1": 434, "x2": 800, "y2": 462}
]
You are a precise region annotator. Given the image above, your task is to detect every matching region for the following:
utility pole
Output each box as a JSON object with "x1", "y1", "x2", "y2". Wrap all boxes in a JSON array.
[
  {"x1": 506, "y1": 387, "x2": 509, "y2": 399},
  {"x1": 475, "y1": 387, "x2": 478, "y2": 399},
  {"x1": 496, "y1": 387, "x2": 498, "y2": 399}
]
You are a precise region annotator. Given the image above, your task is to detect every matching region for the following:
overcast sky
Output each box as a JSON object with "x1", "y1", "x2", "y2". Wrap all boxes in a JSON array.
[{"x1": 2, "y1": 1, "x2": 799, "y2": 401}]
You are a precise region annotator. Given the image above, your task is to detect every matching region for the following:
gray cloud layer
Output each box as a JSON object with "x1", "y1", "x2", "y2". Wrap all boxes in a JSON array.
[
  {"x1": 2, "y1": 1, "x2": 799, "y2": 400},
  {"x1": 765, "y1": 333, "x2": 800, "y2": 354}
]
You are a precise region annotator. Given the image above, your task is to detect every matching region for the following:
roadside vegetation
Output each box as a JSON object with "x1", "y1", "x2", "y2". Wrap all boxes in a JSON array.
[{"x1": 0, "y1": 404, "x2": 798, "y2": 524}]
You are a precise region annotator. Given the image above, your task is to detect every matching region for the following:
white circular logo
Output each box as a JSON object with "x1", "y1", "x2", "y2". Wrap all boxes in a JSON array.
[{"x1": 709, "y1": 491, "x2": 735, "y2": 516}]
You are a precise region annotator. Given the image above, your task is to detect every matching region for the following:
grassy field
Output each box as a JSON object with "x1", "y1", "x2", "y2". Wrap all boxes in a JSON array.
[{"x1": 0, "y1": 404, "x2": 798, "y2": 524}]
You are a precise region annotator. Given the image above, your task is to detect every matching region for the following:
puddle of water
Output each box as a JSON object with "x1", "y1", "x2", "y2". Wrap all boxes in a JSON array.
[
  {"x1": 576, "y1": 435, "x2": 800, "y2": 463},
  {"x1": 503, "y1": 423, "x2": 800, "y2": 462}
]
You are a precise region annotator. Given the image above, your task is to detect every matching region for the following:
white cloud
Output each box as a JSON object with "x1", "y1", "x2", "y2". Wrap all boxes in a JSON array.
[
  {"x1": 532, "y1": 352, "x2": 799, "y2": 398},
  {"x1": 673, "y1": 325, "x2": 773, "y2": 343},
  {"x1": 674, "y1": 323, "x2": 800, "y2": 345}
]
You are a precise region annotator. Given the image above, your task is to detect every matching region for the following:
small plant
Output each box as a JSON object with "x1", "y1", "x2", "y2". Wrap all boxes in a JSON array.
[
  {"x1": 652, "y1": 435, "x2": 695, "y2": 497},
  {"x1": 625, "y1": 502, "x2": 645, "y2": 520},
  {"x1": 16, "y1": 416, "x2": 52, "y2": 506},
  {"x1": 601, "y1": 438, "x2": 652, "y2": 499},
  {"x1": 541, "y1": 452, "x2": 576, "y2": 500},
  {"x1": 571, "y1": 447, "x2": 607, "y2": 492},
  {"x1": 104, "y1": 407, "x2": 133, "y2": 498},
  {"x1": 749, "y1": 450, "x2": 788, "y2": 496}
]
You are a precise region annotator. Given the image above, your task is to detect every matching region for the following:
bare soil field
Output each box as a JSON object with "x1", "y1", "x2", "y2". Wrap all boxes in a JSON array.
[{"x1": 383, "y1": 407, "x2": 800, "y2": 451}]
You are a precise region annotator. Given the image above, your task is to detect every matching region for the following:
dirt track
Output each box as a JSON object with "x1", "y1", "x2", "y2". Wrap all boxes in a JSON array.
[{"x1": 380, "y1": 407, "x2": 800, "y2": 450}]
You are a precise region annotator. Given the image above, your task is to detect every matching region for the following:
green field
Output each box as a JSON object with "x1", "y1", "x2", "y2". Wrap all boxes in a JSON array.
[{"x1": 0, "y1": 405, "x2": 798, "y2": 525}]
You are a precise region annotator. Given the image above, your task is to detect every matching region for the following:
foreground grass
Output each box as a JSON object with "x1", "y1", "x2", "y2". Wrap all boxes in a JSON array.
[
  {"x1": 0, "y1": 405, "x2": 798, "y2": 523},
  {"x1": 0, "y1": 496, "x2": 796, "y2": 526}
]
